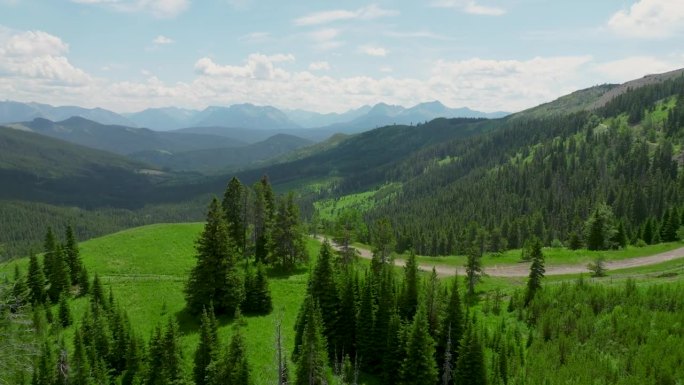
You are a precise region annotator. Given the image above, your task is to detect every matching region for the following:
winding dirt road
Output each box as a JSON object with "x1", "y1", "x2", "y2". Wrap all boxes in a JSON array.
[{"x1": 316, "y1": 236, "x2": 684, "y2": 277}]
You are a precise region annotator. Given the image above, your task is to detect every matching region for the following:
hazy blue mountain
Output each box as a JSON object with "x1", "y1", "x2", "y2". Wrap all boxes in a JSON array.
[
  {"x1": 124, "y1": 107, "x2": 199, "y2": 131},
  {"x1": 190, "y1": 103, "x2": 300, "y2": 129},
  {"x1": 11, "y1": 117, "x2": 245, "y2": 155},
  {"x1": 131, "y1": 133, "x2": 313, "y2": 174},
  {"x1": 284, "y1": 105, "x2": 373, "y2": 128},
  {"x1": 312, "y1": 101, "x2": 509, "y2": 135},
  {"x1": 0, "y1": 100, "x2": 135, "y2": 126}
]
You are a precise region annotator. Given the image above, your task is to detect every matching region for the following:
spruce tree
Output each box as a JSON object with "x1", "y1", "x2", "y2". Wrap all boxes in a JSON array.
[
  {"x1": 254, "y1": 176, "x2": 275, "y2": 264},
  {"x1": 309, "y1": 241, "x2": 339, "y2": 357},
  {"x1": 399, "y1": 250, "x2": 419, "y2": 320},
  {"x1": 27, "y1": 253, "x2": 47, "y2": 304},
  {"x1": 186, "y1": 197, "x2": 242, "y2": 315},
  {"x1": 382, "y1": 312, "x2": 405, "y2": 385},
  {"x1": 194, "y1": 308, "x2": 218, "y2": 385},
  {"x1": 465, "y1": 247, "x2": 483, "y2": 301},
  {"x1": 251, "y1": 263, "x2": 273, "y2": 314},
  {"x1": 78, "y1": 266, "x2": 90, "y2": 296},
  {"x1": 337, "y1": 271, "x2": 357, "y2": 358},
  {"x1": 269, "y1": 193, "x2": 307, "y2": 271},
  {"x1": 42, "y1": 227, "x2": 58, "y2": 289},
  {"x1": 71, "y1": 330, "x2": 92, "y2": 385},
  {"x1": 47, "y1": 246, "x2": 70, "y2": 303},
  {"x1": 223, "y1": 177, "x2": 247, "y2": 253},
  {"x1": 58, "y1": 294, "x2": 71, "y2": 327},
  {"x1": 524, "y1": 238, "x2": 545, "y2": 306},
  {"x1": 295, "y1": 301, "x2": 330, "y2": 385},
  {"x1": 454, "y1": 325, "x2": 487, "y2": 385},
  {"x1": 425, "y1": 268, "x2": 441, "y2": 337},
  {"x1": 33, "y1": 341, "x2": 56, "y2": 385},
  {"x1": 91, "y1": 273, "x2": 105, "y2": 309},
  {"x1": 356, "y1": 274, "x2": 377, "y2": 370},
  {"x1": 225, "y1": 311, "x2": 251, "y2": 384},
  {"x1": 437, "y1": 276, "x2": 464, "y2": 378},
  {"x1": 399, "y1": 305, "x2": 438, "y2": 385},
  {"x1": 64, "y1": 225, "x2": 82, "y2": 285}
]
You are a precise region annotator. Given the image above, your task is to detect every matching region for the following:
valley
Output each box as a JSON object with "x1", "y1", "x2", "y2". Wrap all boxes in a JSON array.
[{"x1": 1, "y1": 7, "x2": 684, "y2": 381}]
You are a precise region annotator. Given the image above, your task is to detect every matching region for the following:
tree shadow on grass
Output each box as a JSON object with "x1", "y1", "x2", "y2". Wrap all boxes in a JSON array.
[
  {"x1": 174, "y1": 306, "x2": 246, "y2": 334},
  {"x1": 266, "y1": 265, "x2": 309, "y2": 279}
]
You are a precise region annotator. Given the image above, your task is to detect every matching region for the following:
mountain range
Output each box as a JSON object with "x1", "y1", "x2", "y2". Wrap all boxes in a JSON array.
[{"x1": 0, "y1": 100, "x2": 508, "y2": 134}]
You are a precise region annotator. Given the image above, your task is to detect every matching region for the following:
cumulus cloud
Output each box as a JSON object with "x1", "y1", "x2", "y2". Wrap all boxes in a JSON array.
[
  {"x1": 294, "y1": 4, "x2": 398, "y2": 26},
  {"x1": 309, "y1": 61, "x2": 331, "y2": 71},
  {"x1": 360, "y1": 45, "x2": 388, "y2": 57},
  {"x1": 194, "y1": 53, "x2": 294, "y2": 80},
  {"x1": 431, "y1": 0, "x2": 506, "y2": 16},
  {"x1": 71, "y1": 0, "x2": 189, "y2": 18},
  {"x1": 152, "y1": 35, "x2": 174, "y2": 45},
  {"x1": 607, "y1": 0, "x2": 684, "y2": 38},
  {"x1": 0, "y1": 29, "x2": 91, "y2": 86}
]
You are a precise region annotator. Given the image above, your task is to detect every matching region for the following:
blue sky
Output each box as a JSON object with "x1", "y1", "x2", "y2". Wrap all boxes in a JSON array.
[{"x1": 1, "y1": 0, "x2": 683, "y2": 113}]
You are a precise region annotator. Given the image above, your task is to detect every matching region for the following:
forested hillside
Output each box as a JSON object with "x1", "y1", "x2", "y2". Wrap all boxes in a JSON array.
[{"x1": 366, "y1": 75, "x2": 684, "y2": 255}]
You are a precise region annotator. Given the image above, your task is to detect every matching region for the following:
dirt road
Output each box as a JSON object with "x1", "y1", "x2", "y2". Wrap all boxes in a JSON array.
[{"x1": 316, "y1": 236, "x2": 684, "y2": 277}]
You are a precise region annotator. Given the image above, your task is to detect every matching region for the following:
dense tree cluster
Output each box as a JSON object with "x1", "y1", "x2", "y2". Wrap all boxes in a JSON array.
[
  {"x1": 371, "y1": 76, "x2": 684, "y2": 255},
  {"x1": 290, "y1": 241, "x2": 503, "y2": 384},
  {"x1": 187, "y1": 175, "x2": 308, "y2": 316}
]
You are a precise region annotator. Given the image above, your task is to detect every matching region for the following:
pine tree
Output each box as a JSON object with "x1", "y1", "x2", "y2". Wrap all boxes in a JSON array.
[
  {"x1": 186, "y1": 197, "x2": 242, "y2": 315},
  {"x1": 437, "y1": 276, "x2": 464, "y2": 379},
  {"x1": 71, "y1": 330, "x2": 92, "y2": 385},
  {"x1": 47, "y1": 246, "x2": 70, "y2": 303},
  {"x1": 91, "y1": 273, "x2": 105, "y2": 309},
  {"x1": 146, "y1": 320, "x2": 184, "y2": 385},
  {"x1": 454, "y1": 325, "x2": 487, "y2": 385},
  {"x1": 295, "y1": 301, "x2": 330, "y2": 385},
  {"x1": 27, "y1": 253, "x2": 47, "y2": 304},
  {"x1": 382, "y1": 312, "x2": 405, "y2": 385},
  {"x1": 121, "y1": 335, "x2": 143, "y2": 385},
  {"x1": 42, "y1": 227, "x2": 58, "y2": 290},
  {"x1": 78, "y1": 265, "x2": 90, "y2": 296},
  {"x1": 399, "y1": 250, "x2": 419, "y2": 320},
  {"x1": 399, "y1": 305, "x2": 438, "y2": 385},
  {"x1": 356, "y1": 274, "x2": 376, "y2": 370},
  {"x1": 33, "y1": 341, "x2": 56, "y2": 385},
  {"x1": 223, "y1": 177, "x2": 247, "y2": 254},
  {"x1": 567, "y1": 231, "x2": 582, "y2": 250},
  {"x1": 194, "y1": 308, "x2": 218, "y2": 385},
  {"x1": 58, "y1": 295, "x2": 72, "y2": 327},
  {"x1": 64, "y1": 225, "x2": 82, "y2": 285},
  {"x1": 269, "y1": 193, "x2": 307, "y2": 272},
  {"x1": 243, "y1": 263, "x2": 273, "y2": 315},
  {"x1": 337, "y1": 271, "x2": 357, "y2": 358},
  {"x1": 465, "y1": 247, "x2": 483, "y2": 301},
  {"x1": 370, "y1": 218, "x2": 395, "y2": 273},
  {"x1": 254, "y1": 176, "x2": 275, "y2": 264},
  {"x1": 524, "y1": 238, "x2": 545, "y2": 306},
  {"x1": 226, "y1": 311, "x2": 251, "y2": 384},
  {"x1": 425, "y1": 268, "x2": 441, "y2": 337},
  {"x1": 309, "y1": 241, "x2": 339, "y2": 358}
]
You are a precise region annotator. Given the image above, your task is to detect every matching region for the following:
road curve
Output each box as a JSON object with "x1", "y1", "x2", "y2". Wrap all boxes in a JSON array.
[{"x1": 315, "y1": 236, "x2": 684, "y2": 277}]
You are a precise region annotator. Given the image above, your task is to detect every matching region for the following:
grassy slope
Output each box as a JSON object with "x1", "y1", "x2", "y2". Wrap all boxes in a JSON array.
[{"x1": 2, "y1": 223, "x2": 318, "y2": 384}]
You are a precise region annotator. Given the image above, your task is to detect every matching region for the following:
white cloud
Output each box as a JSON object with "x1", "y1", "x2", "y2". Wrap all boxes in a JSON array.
[
  {"x1": 239, "y1": 32, "x2": 270, "y2": 43},
  {"x1": 71, "y1": 0, "x2": 189, "y2": 18},
  {"x1": 607, "y1": 0, "x2": 684, "y2": 38},
  {"x1": 194, "y1": 53, "x2": 294, "y2": 80},
  {"x1": 0, "y1": 29, "x2": 91, "y2": 86},
  {"x1": 592, "y1": 56, "x2": 684, "y2": 82},
  {"x1": 308, "y1": 28, "x2": 344, "y2": 50},
  {"x1": 294, "y1": 4, "x2": 398, "y2": 26},
  {"x1": 309, "y1": 61, "x2": 331, "y2": 71},
  {"x1": 152, "y1": 35, "x2": 174, "y2": 45},
  {"x1": 360, "y1": 45, "x2": 388, "y2": 57},
  {"x1": 431, "y1": 0, "x2": 505, "y2": 16}
]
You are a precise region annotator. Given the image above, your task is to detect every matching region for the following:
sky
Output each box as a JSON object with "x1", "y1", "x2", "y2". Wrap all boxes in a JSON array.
[{"x1": 1, "y1": 0, "x2": 684, "y2": 114}]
